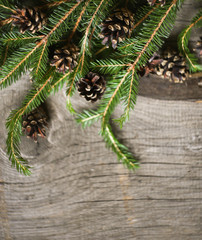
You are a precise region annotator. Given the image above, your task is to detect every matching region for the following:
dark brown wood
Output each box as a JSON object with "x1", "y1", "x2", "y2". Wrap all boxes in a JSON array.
[{"x1": 138, "y1": 74, "x2": 202, "y2": 100}]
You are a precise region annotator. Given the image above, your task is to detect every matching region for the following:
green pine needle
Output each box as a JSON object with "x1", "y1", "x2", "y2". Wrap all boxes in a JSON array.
[
  {"x1": 178, "y1": 9, "x2": 202, "y2": 72},
  {"x1": 101, "y1": 124, "x2": 139, "y2": 170}
]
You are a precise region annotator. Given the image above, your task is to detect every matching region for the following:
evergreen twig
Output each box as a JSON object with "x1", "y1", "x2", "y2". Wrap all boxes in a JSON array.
[
  {"x1": 178, "y1": 9, "x2": 202, "y2": 72},
  {"x1": 0, "y1": 0, "x2": 195, "y2": 174}
]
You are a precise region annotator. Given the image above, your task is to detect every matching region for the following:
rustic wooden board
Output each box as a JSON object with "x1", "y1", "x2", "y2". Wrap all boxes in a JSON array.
[
  {"x1": 0, "y1": 1, "x2": 202, "y2": 240},
  {"x1": 1, "y1": 75, "x2": 202, "y2": 240}
]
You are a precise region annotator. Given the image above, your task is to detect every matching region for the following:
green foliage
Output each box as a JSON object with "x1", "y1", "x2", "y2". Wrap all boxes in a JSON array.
[
  {"x1": 76, "y1": 110, "x2": 102, "y2": 128},
  {"x1": 178, "y1": 9, "x2": 202, "y2": 72},
  {"x1": 6, "y1": 73, "x2": 53, "y2": 175},
  {"x1": 0, "y1": 43, "x2": 36, "y2": 89},
  {"x1": 101, "y1": 124, "x2": 139, "y2": 169},
  {"x1": 93, "y1": 0, "x2": 184, "y2": 130},
  {"x1": 0, "y1": 0, "x2": 195, "y2": 175}
]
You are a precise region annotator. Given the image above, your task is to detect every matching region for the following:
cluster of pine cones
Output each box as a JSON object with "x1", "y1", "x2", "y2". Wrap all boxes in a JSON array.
[
  {"x1": 10, "y1": 5, "x2": 136, "y2": 104},
  {"x1": 8, "y1": 2, "x2": 201, "y2": 143}
]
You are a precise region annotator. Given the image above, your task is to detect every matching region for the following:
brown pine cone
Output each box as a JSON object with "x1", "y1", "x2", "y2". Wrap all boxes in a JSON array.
[
  {"x1": 147, "y1": 0, "x2": 166, "y2": 6},
  {"x1": 99, "y1": 8, "x2": 134, "y2": 49},
  {"x1": 77, "y1": 72, "x2": 106, "y2": 102},
  {"x1": 22, "y1": 106, "x2": 48, "y2": 143},
  {"x1": 155, "y1": 51, "x2": 189, "y2": 83},
  {"x1": 12, "y1": 8, "x2": 46, "y2": 34},
  {"x1": 50, "y1": 44, "x2": 79, "y2": 73},
  {"x1": 139, "y1": 53, "x2": 163, "y2": 77}
]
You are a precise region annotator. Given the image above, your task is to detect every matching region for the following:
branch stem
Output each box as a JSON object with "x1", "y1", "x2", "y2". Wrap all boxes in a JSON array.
[
  {"x1": 68, "y1": 0, "x2": 91, "y2": 43},
  {"x1": 95, "y1": 46, "x2": 108, "y2": 55},
  {"x1": 0, "y1": 4, "x2": 16, "y2": 13},
  {"x1": 181, "y1": 15, "x2": 202, "y2": 69}
]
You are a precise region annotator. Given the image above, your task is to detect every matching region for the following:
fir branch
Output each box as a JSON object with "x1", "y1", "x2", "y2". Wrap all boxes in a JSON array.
[
  {"x1": 85, "y1": 0, "x2": 182, "y2": 136},
  {"x1": 66, "y1": 97, "x2": 76, "y2": 115},
  {"x1": 129, "y1": 0, "x2": 179, "y2": 71},
  {"x1": 93, "y1": 60, "x2": 130, "y2": 72},
  {"x1": 35, "y1": 42, "x2": 48, "y2": 74},
  {"x1": 40, "y1": 0, "x2": 70, "y2": 9},
  {"x1": 0, "y1": 1, "x2": 82, "y2": 89},
  {"x1": 0, "y1": 43, "x2": 40, "y2": 89},
  {"x1": 101, "y1": 124, "x2": 139, "y2": 170},
  {"x1": 51, "y1": 71, "x2": 70, "y2": 93},
  {"x1": 105, "y1": 0, "x2": 181, "y2": 127},
  {"x1": 6, "y1": 75, "x2": 53, "y2": 174},
  {"x1": 2, "y1": 41, "x2": 9, "y2": 65},
  {"x1": 32, "y1": 40, "x2": 49, "y2": 80},
  {"x1": 65, "y1": 1, "x2": 111, "y2": 116},
  {"x1": 133, "y1": 4, "x2": 159, "y2": 31},
  {"x1": 0, "y1": 34, "x2": 44, "y2": 45},
  {"x1": 119, "y1": 4, "x2": 160, "y2": 50},
  {"x1": 43, "y1": 0, "x2": 82, "y2": 41},
  {"x1": 63, "y1": 0, "x2": 92, "y2": 114},
  {"x1": 0, "y1": 33, "x2": 43, "y2": 65},
  {"x1": 7, "y1": 110, "x2": 31, "y2": 175},
  {"x1": 178, "y1": 9, "x2": 202, "y2": 72},
  {"x1": 88, "y1": 0, "x2": 111, "y2": 44},
  {"x1": 68, "y1": 0, "x2": 91, "y2": 41},
  {"x1": 0, "y1": 3, "x2": 16, "y2": 13},
  {"x1": 0, "y1": 0, "x2": 189, "y2": 175},
  {"x1": 44, "y1": 0, "x2": 86, "y2": 113},
  {"x1": 66, "y1": 58, "x2": 82, "y2": 115},
  {"x1": 126, "y1": 69, "x2": 136, "y2": 116},
  {"x1": 95, "y1": 46, "x2": 108, "y2": 56},
  {"x1": 115, "y1": 69, "x2": 138, "y2": 128},
  {"x1": 100, "y1": 71, "x2": 130, "y2": 128},
  {"x1": 76, "y1": 110, "x2": 102, "y2": 128},
  {"x1": 80, "y1": 0, "x2": 107, "y2": 72}
]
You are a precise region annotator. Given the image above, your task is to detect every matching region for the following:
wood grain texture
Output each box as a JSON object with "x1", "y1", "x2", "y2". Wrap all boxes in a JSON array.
[
  {"x1": 0, "y1": 76, "x2": 202, "y2": 240},
  {"x1": 0, "y1": 1, "x2": 202, "y2": 240}
]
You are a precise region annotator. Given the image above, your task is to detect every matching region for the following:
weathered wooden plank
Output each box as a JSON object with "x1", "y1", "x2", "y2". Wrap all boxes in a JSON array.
[
  {"x1": 0, "y1": 74, "x2": 202, "y2": 240},
  {"x1": 0, "y1": 1, "x2": 202, "y2": 240}
]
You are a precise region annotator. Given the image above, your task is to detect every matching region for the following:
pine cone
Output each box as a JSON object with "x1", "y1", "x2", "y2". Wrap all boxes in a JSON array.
[
  {"x1": 147, "y1": 0, "x2": 166, "y2": 6},
  {"x1": 100, "y1": 8, "x2": 134, "y2": 49},
  {"x1": 50, "y1": 44, "x2": 79, "y2": 73},
  {"x1": 77, "y1": 72, "x2": 106, "y2": 102},
  {"x1": 22, "y1": 106, "x2": 48, "y2": 143},
  {"x1": 193, "y1": 37, "x2": 202, "y2": 57},
  {"x1": 139, "y1": 53, "x2": 163, "y2": 77},
  {"x1": 12, "y1": 8, "x2": 46, "y2": 34},
  {"x1": 155, "y1": 51, "x2": 188, "y2": 83}
]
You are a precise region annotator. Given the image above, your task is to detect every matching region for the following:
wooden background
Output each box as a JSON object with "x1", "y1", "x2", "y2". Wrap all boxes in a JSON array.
[{"x1": 0, "y1": 1, "x2": 202, "y2": 239}]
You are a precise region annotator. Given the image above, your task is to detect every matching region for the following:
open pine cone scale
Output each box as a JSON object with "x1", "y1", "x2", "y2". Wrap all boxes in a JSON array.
[
  {"x1": 50, "y1": 44, "x2": 79, "y2": 73},
  {"x1": 12, "y1": 8, "x2": 46, "y2": 34},
  {"x1": 77, "y1": 72, "x2": 106, "y2": 102},
  {"x1": 157, "y1": 53, "x2": 188, "y2": 83},
  {"x1": 100, "y1": 8, "x2": 134, "y2": 49}
]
